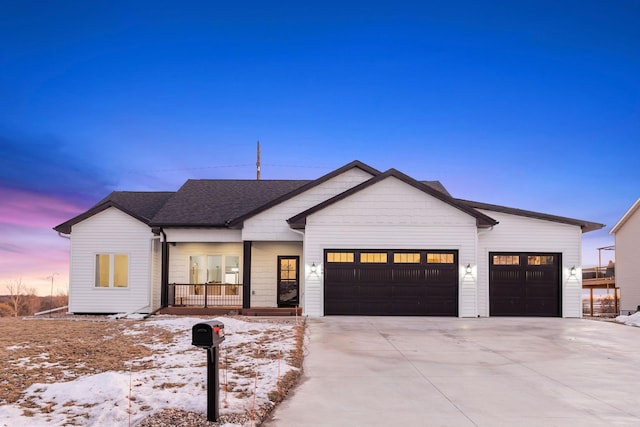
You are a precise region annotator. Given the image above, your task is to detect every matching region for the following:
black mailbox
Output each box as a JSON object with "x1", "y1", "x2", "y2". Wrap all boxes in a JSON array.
[
  {"x1": 192, "y1": 321, "x2": 225, "y2": 348},
  {"x1": 191, "y1": 320, "x2": 225, "y2": 422}
]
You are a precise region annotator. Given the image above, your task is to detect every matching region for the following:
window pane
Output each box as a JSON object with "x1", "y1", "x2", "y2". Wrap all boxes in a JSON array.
[
  {"x1": 427, "y1": 253, "x2": 454, "y2": 264},
  {"x1": 113, "y1": 254, "x2": 128, "y2": 287},
  {"x1": 280, "y1": 258, "x2": 297, "y2": 280},
  {"x1": 327, "y1": 252, "x2": 354, "y2": 263},
  {"x1": 95, "y1": 254, "x2": 110, "y2": 287},
  {"x1": 493, "y1": 255, "x2": 520, "y2": 265},
  {"x1": 360, "y1": 253, "x2": 388, "y2": 263},
  {"x1": 207, "y1": 255, "x2": 222, "y2": 283},
  {"x1": 225, "y1": 256, "x2": 240, "y2": 284},
  {"x1": 394, "y1": 253, "x2": 421, "y2": 263},
  {"x1": 190, "y1": 256, "x2": 205, "y2": 284},
  {"x1": 528, "y1": 255, "x2": 555, "y2": 265}
]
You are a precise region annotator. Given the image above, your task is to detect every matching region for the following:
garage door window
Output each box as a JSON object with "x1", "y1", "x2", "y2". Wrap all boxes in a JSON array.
[
  {"x1": 393, "y1": 253, "x2": 421, "y2": 263},
  {"x1": 327, "y1": 252, "x2": 354, "y2": 263},
  {"x1": 528, "y1": 255, "x2": 555, "y2": 265},
  {"x1": 427, "y1": 253, "x2": 455, "y2": 264},
  {"x1": 493, "y1": 255, "x2": 520, "y2": 265},
  {"x1": 360, "y1": 253, "x2": 388, "y2": 263}
]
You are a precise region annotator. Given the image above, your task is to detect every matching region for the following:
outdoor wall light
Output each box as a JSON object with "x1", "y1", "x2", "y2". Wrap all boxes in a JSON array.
[
  {"x1": 465, "y1": 264, "x2": 472, "y2": 274},
  {"x1": 570, "y1": 266, "x2": 577, "y2": 276},
  {"x1": 310, "y1": 262, "x2": 317, "y2": 273}
]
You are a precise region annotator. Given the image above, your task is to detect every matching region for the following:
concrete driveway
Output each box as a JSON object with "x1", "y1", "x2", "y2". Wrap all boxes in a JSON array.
[{"x1": 264, "y1": 317, "x2": 640, "y2": 427}]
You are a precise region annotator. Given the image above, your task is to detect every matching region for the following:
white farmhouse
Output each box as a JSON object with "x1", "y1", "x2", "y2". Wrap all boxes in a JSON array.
[{"x1": 54, "y1": 161, "x2": 603, "y2": 317}]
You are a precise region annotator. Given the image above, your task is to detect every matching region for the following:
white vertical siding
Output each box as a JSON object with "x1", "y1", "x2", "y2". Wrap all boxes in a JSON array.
[
  {"x1": 68, "y1": 208, "x2": 154, "y2": 313},
  {"x1": 476, "y1": 210, "x2": 583, "y2": 318},
  {"x1": 242, "y1": 167, "x2": 374, "y2": 241},
  {"x1": 168, "y1": 242, "x2": 244, "y2": 284},
  {"x1": 614, "y1": 209, "x2": 640, "y2": 314},
  {"x1": 250, "y1": 242, "x2": 303, "y2": 307},
  {"x1": 303, "y1": 177, "x2": 478, "y2": 317}
]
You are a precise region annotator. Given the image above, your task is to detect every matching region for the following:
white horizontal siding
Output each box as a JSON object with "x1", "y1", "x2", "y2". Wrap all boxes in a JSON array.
[
  {"x1": 242, "y1": 167, "x2": 374, "y2": 241},
  {"x1": 168, "y1": 242, "x2": 244, "y2": 284},
  {"x1": 165, "y1": 228, "x2": 241, "y2": 243},
  {"x1": 69, "y1": 208, "x2": 154, "y2": 313},
  {"x1": 250, "y1": 242, "x2": 303, "y2": 307},
  {"x1": 476, "y1": 210, "x2": 583, "y2": 318},
  {"x1": 614, "y1": 209, "x2": 640, "y2": 313},
  {"x1": 304, "y1": 177, "x2": 478, "y2": 317}
]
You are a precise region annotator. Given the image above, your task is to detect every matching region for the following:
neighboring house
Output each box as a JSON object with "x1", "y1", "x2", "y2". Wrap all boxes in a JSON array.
[
  {"x1": 610, "y1": 198, "x2": 640, "y2": 315},
  {"x1": 54, "y1": 160, "x2": 603, "y2": 317}
]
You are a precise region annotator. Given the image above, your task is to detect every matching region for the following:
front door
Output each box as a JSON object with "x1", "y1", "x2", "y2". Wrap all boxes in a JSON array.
[{"x1": 277, "y1": 256, "x2": 299, "y2": 307}]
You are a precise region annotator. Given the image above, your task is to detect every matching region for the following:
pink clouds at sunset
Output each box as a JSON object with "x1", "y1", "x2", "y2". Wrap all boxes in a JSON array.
[{"x1": 0, "y1": 186, "x2": 87, "y2": 295}]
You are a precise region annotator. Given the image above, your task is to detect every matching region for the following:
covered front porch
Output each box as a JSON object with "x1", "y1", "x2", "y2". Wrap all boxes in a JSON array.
[{"x1": 159, "y1": 238, "x2": 304, "y2": 314}]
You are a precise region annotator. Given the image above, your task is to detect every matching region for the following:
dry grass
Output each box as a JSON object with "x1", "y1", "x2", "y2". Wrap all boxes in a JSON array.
[
  {"x1": 0, "y1": 315, "x2": 307, "y2": 426},
  {"x1": 0, "y1": 316, "x2": 174, "y2": 405}
]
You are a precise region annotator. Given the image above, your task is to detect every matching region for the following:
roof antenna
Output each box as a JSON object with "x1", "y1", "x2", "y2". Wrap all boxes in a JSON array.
[{"x1": 256, "y1": 141, "x2": 261, "y2": 180}]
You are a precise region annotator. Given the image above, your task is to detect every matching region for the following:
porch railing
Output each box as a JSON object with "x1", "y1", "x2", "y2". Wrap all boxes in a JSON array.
[{"x1": 168, "y1": 283, "x2": 243, "y2": 307}]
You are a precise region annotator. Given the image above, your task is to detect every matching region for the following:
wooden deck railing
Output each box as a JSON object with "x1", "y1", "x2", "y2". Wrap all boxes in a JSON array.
[
  {"x1": 581, "y1": 266, "x2": 618, "y2": 317},
  {"x1": 168, "y1": 283, "x2": 243, "y2": 308}
]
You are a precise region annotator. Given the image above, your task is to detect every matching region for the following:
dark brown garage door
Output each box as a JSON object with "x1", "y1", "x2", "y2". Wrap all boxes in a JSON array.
[
  {"x1": 489, "y1": 252, "x2": 561, "y2": 316},
  {"x1": 324, "y1": 250, "x2": 458, "y2": 316}
]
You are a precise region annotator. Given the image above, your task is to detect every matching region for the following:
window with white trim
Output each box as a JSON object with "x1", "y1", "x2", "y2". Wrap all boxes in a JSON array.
[{"x1": 95, "y1": 254, "x2": 129, "y2": 288}]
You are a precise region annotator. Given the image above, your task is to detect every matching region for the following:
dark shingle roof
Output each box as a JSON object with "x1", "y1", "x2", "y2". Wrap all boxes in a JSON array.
[
  {"x1": 149, "y1": 180, "x2": 310, "y2": 227},
  {"x1": 54, "y1": 191, "x2": 175, "y2": 234},
  {"x1": 456, "y1": 199, "x2": 605, "y2": 233},
  {"x1": 54, "y1": 160, "x2": 603, "y2": 235}
]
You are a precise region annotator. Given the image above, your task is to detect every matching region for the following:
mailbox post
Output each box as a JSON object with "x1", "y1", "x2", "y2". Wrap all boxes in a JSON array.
[{"x1": 192, "y1": 320, "x2": 225, "y2": 422}]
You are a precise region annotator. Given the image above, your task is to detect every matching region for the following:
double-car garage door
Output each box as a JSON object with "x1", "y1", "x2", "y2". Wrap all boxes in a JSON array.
[{"x1": 324, "y1": 249, "x2": 458, "y2": 316}]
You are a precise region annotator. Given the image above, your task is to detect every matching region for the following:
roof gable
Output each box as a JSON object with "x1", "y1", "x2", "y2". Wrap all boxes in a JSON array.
[
  {"x1": 287, "y1": 168, "x2": 498, "y2": 229},
  {"x1": 54, "y1": 191, "x2": 174, "y2": 234},
  {"x1": 225, "y1": 160, "x2": 381, "y2": 227},
  {"x1": 459, "y1": 199, "x2": 605, "y2": 233},
  {"x1": 610, "y1": 197, "x2": 640, "y2": 234}
]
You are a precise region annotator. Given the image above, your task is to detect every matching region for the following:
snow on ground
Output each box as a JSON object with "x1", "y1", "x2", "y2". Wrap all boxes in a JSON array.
[
  {"x1": 0, "y1": 316, "x2": 300, "y2": 427},
  {"x1": 615, "y1": 311, "x2": 640, "y2": 327}
]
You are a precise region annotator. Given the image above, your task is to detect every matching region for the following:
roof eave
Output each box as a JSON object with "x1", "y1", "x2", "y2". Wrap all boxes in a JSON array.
[
  {"x1": 286, "y1": 169, "x2": 499, "y2": 228},
  {"x1": 148, "y1": 223, "x2": 230, "y2": 229},
  {"x1": 53, "y1": 201, "x2": 153, "y2": 234},
  {"x1": 458, "y1": 198, "x2": 605, "y2": 234},
  {"x1": 610, "y1": 198, "x2": 640, "y2": 234}
]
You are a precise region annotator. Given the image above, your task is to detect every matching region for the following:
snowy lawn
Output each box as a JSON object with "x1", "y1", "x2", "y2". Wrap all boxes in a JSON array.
[
  {"x1": 0, "y1": 315, "x2": 305, "y2": 426},
  {"x1": 615, "y1": 311, "x2": 640, "y2": 327}
]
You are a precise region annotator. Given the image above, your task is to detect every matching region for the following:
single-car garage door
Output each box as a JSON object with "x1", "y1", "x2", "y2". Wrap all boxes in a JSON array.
[
  {"x1": 324, "y1": 249, "x2": 458, "y2": 316},
  {"x1": 489, "y1": 252, "x2": 561, "y2": 316}
]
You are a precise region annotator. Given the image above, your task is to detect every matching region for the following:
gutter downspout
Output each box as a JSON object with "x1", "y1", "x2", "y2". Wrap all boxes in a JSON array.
[
  {"x1": 243, "y1": 241, "x2": 252, "y2": 310},
  {"x1": 160, "y1": 229, "x2": 169, "y2": 308}
]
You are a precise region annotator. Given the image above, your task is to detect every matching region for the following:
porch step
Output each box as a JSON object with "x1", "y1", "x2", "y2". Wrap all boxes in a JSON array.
[
  {"x1": 157, "y1": 306, "x2": 301, "y2": 317},
  {"x1": 243, "y1": 307, "x2": 302, "y2": 317},
  {"x1": 158, "y1": 307, "x2": 240, "y2": 316}
]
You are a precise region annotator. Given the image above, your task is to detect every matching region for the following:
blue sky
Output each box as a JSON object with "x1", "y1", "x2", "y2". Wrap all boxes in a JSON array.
[{"x1": 1, "y1": 1, "x2": 638, "y2": 294}]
